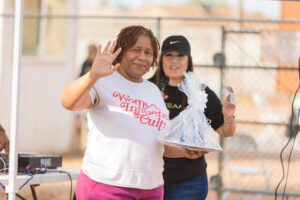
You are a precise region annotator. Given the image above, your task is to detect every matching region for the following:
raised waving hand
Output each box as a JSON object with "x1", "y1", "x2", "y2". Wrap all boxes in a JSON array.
[
  {"x1": 90, "y1": 41, "x2": 122, "y2": 80},
  {"x1": 60, "y1": 41, "x2": 122, "y2": 111}
]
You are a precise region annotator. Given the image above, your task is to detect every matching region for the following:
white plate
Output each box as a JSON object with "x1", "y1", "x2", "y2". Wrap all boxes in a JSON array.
[{"x1": 158, "y1": 139, "x2": 223, "y2": 152}]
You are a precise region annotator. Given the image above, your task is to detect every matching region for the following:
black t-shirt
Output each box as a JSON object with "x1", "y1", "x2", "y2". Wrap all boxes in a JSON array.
[{"x1": 163, "y1": 84, "x2": 224, "y2": 185}]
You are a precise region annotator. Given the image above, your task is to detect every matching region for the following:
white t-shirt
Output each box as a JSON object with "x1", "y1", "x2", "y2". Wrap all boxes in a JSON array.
[{"x1": 82, "y1": 71, "x2": 169, "y2": 189}]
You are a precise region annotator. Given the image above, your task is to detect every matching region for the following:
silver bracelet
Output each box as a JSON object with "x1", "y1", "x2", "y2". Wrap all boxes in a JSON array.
[{"x1": 224, "y1": 116, "x2": 235, "y2": 123}]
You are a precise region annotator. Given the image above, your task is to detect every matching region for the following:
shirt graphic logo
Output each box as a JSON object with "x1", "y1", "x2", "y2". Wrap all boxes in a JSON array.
[
  {"x1": 170, "y1": 41, "x2": 180, "y2": 45},
  {"x1": 113, "y1": 91, "x2": 169, "y2": 131}
]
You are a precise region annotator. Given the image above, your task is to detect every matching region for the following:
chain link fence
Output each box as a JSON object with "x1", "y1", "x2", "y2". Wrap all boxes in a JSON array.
[{"x1": 1, "y1": 13, "x2": 300, "y2": 199}]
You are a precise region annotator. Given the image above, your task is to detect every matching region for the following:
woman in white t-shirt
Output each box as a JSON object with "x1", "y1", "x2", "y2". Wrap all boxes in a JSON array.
[{"x1": 61, "y1": 25, "x2": 169, "y2": 200}]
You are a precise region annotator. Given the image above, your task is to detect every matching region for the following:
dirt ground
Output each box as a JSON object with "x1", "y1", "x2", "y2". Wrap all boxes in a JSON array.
[{"x1": 1, "y1": 153, "x2": 299, "y2": 200}]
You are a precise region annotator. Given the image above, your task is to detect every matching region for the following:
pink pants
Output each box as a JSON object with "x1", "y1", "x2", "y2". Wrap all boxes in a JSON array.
[{"x1": 76, "y1": 171, "x2": 163, "y2": 200}]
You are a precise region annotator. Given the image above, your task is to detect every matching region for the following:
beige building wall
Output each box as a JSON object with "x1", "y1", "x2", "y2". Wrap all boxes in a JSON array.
[{"x1": 0, "y1": 0, "x2": 77, "y2": 154}]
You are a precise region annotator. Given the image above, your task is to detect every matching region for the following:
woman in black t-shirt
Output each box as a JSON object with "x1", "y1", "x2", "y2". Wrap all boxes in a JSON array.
[{"x1": 149, "y1": 35, "x2": 236, "y2": 200}]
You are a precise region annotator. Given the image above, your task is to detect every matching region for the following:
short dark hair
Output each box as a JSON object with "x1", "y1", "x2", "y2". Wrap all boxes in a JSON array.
[
  {"x1": 113, "y1": 25, "x2": 160, "y2": 67},
  {"x1": 0, "y1": 123, "x2": 5, "y2": 133},
  {"x1": 88, "y1": 44, "x2": 97, "y2": 54}
]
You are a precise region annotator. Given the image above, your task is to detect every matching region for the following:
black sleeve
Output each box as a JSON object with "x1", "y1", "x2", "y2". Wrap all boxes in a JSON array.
[{"x1": 204, "y1": 87, "x2": 224, "y2": 130}]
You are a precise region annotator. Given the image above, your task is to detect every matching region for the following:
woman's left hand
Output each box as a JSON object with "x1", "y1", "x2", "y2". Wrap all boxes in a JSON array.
[{"x1": 222, "y1": 86, "x2": 236, "y2": 120}]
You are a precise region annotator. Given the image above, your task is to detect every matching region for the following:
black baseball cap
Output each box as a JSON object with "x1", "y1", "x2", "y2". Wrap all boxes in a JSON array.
[{"x1": 161, "y1": 35, "x2": 191, "y2": 56}]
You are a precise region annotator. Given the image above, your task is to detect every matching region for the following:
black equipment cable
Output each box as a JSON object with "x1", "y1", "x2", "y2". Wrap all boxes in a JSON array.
[{"x1": 275, "y1": 57, "x2": 300, "y2": 199}]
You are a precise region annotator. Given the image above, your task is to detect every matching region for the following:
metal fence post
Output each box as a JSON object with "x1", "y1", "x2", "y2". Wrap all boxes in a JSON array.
[
  {"x1": 156, "y1": 17, "x2": 161, "y2": 41},
  {"x1": 217, "y1": 26, "x2": 226, "y2": 200}
]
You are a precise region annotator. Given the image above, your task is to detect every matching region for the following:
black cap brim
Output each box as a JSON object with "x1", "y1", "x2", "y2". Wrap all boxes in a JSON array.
[{"x1": 161, "y1": 49, "x2": 190, "y2": 55}]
